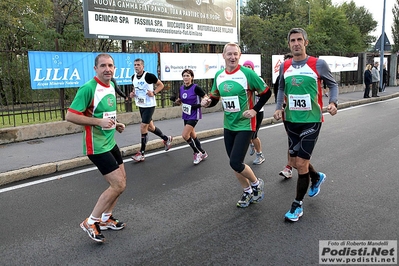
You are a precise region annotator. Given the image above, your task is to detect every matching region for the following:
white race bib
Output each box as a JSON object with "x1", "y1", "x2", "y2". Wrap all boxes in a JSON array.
[
  {"x1": 134, "y1": 88, "x2": 147, "y2": 105},
  {"x1": 221, "y1": 96, "x2": 240, "y2": 113},
  {"x1": 288, "y1": 94, "x2": 312, "y2": 111},
  {"x1": 102, "y1": 111, "x2": 116, "y2": 130},
  {"x1": 182, "y1": 103, "x2": 191, "y2": 115}
]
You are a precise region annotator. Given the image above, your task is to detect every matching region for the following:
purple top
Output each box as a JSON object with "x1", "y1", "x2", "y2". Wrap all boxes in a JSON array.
[{"x1": 180, "y1": 84, "x2": 202, "y2": 120}]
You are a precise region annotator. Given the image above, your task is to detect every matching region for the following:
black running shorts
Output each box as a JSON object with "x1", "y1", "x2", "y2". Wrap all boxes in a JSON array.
[
  {"x1": 139, "y1": 106, "x2": 155, "y2": 124},
  {"x1": 88, "y1": 144, "x2": 123, "y2": 175},
  {"x1": 284, "y1": 121, "x2": 321, "y2": 160}
]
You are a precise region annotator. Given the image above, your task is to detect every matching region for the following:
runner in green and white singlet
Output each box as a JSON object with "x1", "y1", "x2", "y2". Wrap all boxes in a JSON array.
[
  {"x1": 283, "y1": 56, "x2": 324, "y2": 123},
  {"x1": 203, "y1": 42, "x2": 271, "y2": 208},
  {"x1": 211, "y1": 65, "x2": 267, "y2": 131},
  {"x1": 66, "y1": 53, "x2": 127, "y2": 243},
  {"x1": 69, "y1": 77, "x2": 117, "y2": 155},
  {"x1": 274, "y1": 28, "x2": 338, "y2": 222}
]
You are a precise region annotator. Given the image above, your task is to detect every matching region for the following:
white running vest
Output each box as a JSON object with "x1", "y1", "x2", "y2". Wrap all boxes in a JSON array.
[{"x1": 132, "y1": 72, "x2": 156, "y2": 107}]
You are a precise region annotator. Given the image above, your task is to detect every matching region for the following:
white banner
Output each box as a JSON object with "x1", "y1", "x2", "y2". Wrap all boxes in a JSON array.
[
  {"x1": 272, "y1": 55, "x2": 284, "y2": 84},
  {"x1": 272, "y1": 55, "x2": 359, "y2": 83},
  {"x1": 319, "y1": 56, "x2": 358, "y2": 72},
  {"x1": 374, "y1": 57, "x2": 388, "y2": 67},
  {"x1": 160, "y1": 53, "x2": 261, "y2": 81}
]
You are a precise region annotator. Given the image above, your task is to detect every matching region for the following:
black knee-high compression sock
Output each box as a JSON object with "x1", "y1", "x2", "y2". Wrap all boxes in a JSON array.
[
  {"x1": 308, "y1": 163, "x2": 320, "y2": 184},
  {"x1": 140, "y1": 133, "x2": 148, "y2": 155},
  {"x1": 295, "y1": 173, "x2": 310, "y2": 202},
  {"x1": 187, "y1": 138, "x2": 199, "y2": 153},
  {"x1": 193, "y1": 137, "x2": 204, "y2": 153},
  {"x1": 151, "y1": 127, "x2": 167, "y2": 141}
]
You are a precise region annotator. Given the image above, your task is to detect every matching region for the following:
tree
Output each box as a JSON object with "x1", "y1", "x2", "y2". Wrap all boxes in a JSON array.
[
  {"x1": 339, "y1": 1, "x2": 377, "y2": 48},
  {"x1": 0, "y1": 0, "x2": 54, "y2": 51},
  {"x1": 0, "y1": 0, "x2": 54, "y2": 105},
  {"x1": 240, "y1": 13, "x2": 302, "y2": 78},
  {"x1": 392, "y1": 0, "x2": 399, "y2": 52},
  {"x1": 242, "y1": 0, "x2": 295, "y2": 20},
  {"x1": 307, "y1": 5, "x2": 364, "y2": 55}
]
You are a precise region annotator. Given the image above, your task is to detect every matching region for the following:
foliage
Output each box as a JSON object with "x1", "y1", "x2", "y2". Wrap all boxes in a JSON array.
[
  {"x1": 239, "y1": 0, "x2": 380, "y2": 78},
  {"x1": 307, "y1": 5, "x2": 364, "y2": 55},
  {"x1": 392, "y1": 0, "x2": 399, "y2": 53},
  {"x1": 0, "y1": 0, "x2": 55, "y2": 52},
  {"x1": 240, "y1": 0, "x2": 388, "y2": 80},
  {"x1": 242, "y1": 0, "x2": 374, "y2": 54},
  {"x1": 0, "y1": 0, "x2": 54, "y2": 105},
  {"x1": 339, "y1": 1, "x2": 377, "y2": 48},
  {"x1": 242, "y1": 0, "x2": 295, "y2": 20}
]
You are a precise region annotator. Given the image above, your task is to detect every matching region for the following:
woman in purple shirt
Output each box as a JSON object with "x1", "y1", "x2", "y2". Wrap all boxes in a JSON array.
[{"x1": 171, "y1": 69, "x2": 209, "y2": 164}]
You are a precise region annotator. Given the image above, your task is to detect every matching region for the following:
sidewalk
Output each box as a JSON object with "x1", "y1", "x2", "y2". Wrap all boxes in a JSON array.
[{"x1": 1, "y1": 87, "x2": 399, "y2": 186}]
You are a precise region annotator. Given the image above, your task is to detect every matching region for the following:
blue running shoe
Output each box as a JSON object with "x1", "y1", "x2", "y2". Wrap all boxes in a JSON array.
[
  {"x1": 285, "y1": 201, "x2": 303, "y2": 222},
  {"x1": 308, "y1": 172, "x2": 326, "y2": 197}
]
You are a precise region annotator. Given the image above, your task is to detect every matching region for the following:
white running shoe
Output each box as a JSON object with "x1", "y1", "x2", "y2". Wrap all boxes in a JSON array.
[
  {"x1": 253, "y1": 153, "x2": 265, "y2": 165},
  {"x1": 249, "y1": 143, "x2": 255, "y2": 156},
  {"x1": 132, "y1": 152, "x2": 145, "y2": 162},
  {"x1": 279, "y1": 167, "x2": 292, "y2": 179},
  {"x1": 201, "y1": 151, "x2": 208, "y2": 160},
  {"x1": 193, "y1": 153, "x2": 202, "y2": 165},
  {"x1": 164, "y1": 136, "x2": 173, "y2": 151}
]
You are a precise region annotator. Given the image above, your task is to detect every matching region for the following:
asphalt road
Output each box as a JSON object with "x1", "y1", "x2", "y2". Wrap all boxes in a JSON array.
[{"x1": 1, "y1": 98, "x2": 398, "y2": 265}]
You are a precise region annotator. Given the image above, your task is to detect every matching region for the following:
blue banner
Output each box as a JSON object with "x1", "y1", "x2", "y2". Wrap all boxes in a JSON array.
[{"x1": 28, "y1": 51, "x2": 158, "y2": 89}]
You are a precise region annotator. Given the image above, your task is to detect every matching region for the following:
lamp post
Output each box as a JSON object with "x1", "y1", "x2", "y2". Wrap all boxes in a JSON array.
[
  {"x1": 379, "y1": 0, "x2": 386, "y2": 90},
  {"x1": 306, "y1": 1, "x2": 310, "y2": 25}
]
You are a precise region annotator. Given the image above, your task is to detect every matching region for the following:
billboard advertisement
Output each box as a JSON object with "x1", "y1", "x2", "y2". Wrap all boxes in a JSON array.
[
  {"x1": 160, "y1": 53, "x2": 261, "y2": 81},
  {"x1": 27, "y1": 51, "x2": 157, "y2": 89},
  {"x1": 82, "y1": 0, "x2": 239, "y2": 44}
]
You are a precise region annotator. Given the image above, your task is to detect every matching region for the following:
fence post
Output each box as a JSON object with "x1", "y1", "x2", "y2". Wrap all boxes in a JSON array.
[{"x1": 54, "y1": 38, "x2": 67, "y2": 120}]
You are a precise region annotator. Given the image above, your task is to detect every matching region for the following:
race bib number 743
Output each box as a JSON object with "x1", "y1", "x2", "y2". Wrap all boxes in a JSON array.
[{"x1": 288, "y1": 94, "x2": 312, "y2": 111}]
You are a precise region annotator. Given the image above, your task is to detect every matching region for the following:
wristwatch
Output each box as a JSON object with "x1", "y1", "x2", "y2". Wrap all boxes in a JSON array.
[{"x1": 330, "y1": 102, "x2": 338, "y2": 108}]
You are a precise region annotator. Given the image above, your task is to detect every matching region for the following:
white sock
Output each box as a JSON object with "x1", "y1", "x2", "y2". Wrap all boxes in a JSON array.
[
  {"x1": 87, "y1": 215, "x2": 100, "y2": 225},
  {"x1": 101, "y1": 212, "x2": 112, "y2": 222},
  {"x1": 294, "y1": 200, "x2": 303, "y2": 205},
  {"x1": 244, "y1": 186, "x2": 253, "y2": 194}
]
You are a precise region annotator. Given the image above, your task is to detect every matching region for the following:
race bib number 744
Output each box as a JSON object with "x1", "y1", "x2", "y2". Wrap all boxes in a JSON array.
[{"x1": 221, "y1": 96, "x2": 240, "y2": 112}]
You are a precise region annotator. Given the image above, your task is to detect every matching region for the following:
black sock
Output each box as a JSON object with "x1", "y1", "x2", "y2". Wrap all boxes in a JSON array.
[
  {"x1": 152, "y1": 127, "x2": 167, "y2": 141},
  {"x1": 295, "y1": 172, "x2": 310, "y2": 202},
  {"x1": 140, "y1": 133, "x2": 148, "y2": 154},
  {"x1": 193, "y1": 137, "x2": 204, "y2": 153},
  {"x1": 187, "y1": 138, "x2": 199, "y2": 153},
  {"x1": 308, "y1": 163, "x2": 319, "y2": 184}
]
